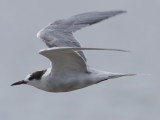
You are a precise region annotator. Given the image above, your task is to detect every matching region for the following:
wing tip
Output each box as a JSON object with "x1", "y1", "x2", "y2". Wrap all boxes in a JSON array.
[
  {"x1": 118, "y1": 10, "x2": 127, "y2": 13},
  {"x1": 110, "y1": 10, "x2": 127, "y2": 16}
]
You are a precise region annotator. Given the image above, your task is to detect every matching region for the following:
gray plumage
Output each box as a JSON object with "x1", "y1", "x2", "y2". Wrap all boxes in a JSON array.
[{"x1": 37, "y1": 10, "x2": 126, "y2": 61}]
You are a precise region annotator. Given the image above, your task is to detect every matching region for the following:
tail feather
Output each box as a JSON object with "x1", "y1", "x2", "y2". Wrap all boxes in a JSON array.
[
  {"x1": 108, "y1": 73, "x2": 136, "y2": 79},
  {"x1": 96, "y1": 73, "x2": 136, "y2": 83}
]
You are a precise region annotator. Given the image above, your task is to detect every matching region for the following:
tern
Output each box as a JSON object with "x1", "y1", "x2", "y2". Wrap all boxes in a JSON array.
[{"x1": 11, "y1": 10, "x2": 135, "y2": 92}]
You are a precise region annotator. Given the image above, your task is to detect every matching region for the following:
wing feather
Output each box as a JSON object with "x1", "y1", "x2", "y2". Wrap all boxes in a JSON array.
[
  {"x1": 39, "y1": 47, "x2": 129, "y2": 76},
  {"x1": 37, "y1": 11, "x2": 126, "y2": 61},
  {"x1": 39, "y1": 47, "x2": 88, "y2": 75}
]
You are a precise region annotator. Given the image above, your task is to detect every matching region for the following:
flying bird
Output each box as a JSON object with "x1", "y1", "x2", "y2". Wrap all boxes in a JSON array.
[{"x1": 11, "y1": 10, "x2": 135, "y2": 92}]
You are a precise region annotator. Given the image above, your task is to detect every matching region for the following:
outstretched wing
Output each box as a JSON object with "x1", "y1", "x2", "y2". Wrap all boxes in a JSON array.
[
  {"x1": 37, "y1": 10, "x2": 126, "y2": 61},
  {"x1": 39, "y1": 47, "x2": 129, "y2": 76}
]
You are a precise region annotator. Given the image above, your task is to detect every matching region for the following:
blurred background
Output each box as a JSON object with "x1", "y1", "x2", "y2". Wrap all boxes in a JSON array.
[{"x1": 0, "y1": 0, "x2": 160, "y2": 120}]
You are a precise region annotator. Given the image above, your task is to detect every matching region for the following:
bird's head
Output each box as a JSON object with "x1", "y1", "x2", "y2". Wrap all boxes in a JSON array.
[{"x1": 11, "y1": 70, "x2": 47, "y2": 87}]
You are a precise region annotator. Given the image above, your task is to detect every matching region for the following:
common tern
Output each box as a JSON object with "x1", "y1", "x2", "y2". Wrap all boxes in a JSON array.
[{"x1": 11, "y1": 10, "x2": 135, "y2": 92}]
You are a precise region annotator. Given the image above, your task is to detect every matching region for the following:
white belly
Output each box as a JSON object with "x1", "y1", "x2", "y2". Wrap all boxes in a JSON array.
[{"x1": 46, "y1": 73, "x2": 97, "y2": 92}]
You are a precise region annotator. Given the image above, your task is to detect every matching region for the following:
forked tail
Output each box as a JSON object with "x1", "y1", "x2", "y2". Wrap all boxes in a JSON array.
[
  {"x1": 97, "y1": 73, "x2": 136, "y2": 83},
  {"x1": 108, "y1": 73, "x2": 136, "y2": 79}
]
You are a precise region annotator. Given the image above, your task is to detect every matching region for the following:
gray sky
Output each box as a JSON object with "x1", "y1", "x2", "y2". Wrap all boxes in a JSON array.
[{"x1": 1, "y1": 0, "x2": 160, "y2": 120}]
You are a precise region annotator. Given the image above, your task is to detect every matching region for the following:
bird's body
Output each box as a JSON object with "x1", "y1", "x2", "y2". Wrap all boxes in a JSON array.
[
  {"x1": 28, "y1": 67, "x2": 102, "y2": 92},
  {"x1": 27, "y1": 60, "x2": 134, "y2": 92},
  {"x1": 11, "y1": 10, "x2": 135, "y2": 92}
]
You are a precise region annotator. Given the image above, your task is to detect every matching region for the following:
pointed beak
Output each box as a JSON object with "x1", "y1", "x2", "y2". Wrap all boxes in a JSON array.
[{"x1": 11, "y1": 80, "x2": 28, "y2": 86}]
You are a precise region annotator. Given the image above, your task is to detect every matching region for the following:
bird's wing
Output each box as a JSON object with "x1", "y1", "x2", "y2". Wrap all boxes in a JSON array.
[
  {"x1": 37, "y1": 10, "x2": 126, "y2": 61},
  {"x1": 39, "y1": 47, "x2": 88, "y2": 75},
  {"x1": 39, "y1": 47, "x2": 129, "y2": 76}
]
